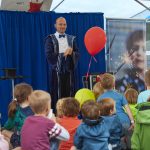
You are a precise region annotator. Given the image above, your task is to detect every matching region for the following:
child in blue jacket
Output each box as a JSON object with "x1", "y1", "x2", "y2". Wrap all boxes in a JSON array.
[
  {"x1": 74, "y1": 100, "x2": 110, "y2": 150},
  {"x1": 98, "y1": 98, "x2": 122, "y2": 150}
]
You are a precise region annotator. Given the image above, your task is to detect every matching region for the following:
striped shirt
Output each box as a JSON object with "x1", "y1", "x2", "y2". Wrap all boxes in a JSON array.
[{"x1": 21, "y1": 116, "x2": 61, "y2": 150}]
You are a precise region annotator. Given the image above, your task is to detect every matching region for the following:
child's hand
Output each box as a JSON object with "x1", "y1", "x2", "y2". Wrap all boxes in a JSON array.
[
  {"x1": 70, "y1": 146, "x2": 77, "y2": 150},
  {"x1": 51, "y1": 114, "x2": 57, "y2": 123},
  {"x1": 47, "y1": 109, "x2": 56, "y2": 122},
  {"x1": 128, "y1": 123, "x2": 134, "y2": 131},
  {"x1": 56, "y1": 117, "x2": 61, "y2": 123}
]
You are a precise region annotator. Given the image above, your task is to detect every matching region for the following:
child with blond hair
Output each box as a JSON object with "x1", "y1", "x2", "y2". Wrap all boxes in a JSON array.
[
  {"x1": 21, "y1": 90, "x2": 69, "y2": 150},
  {"x1": 97, "y1": 73, "x2": 134, "y2": 131},
  {"x1": 2, "y1": 83, "x2": 33, "y2": 149},
  {"x1": 56, "y1": 98, "x2": 65, "y2": 118}
]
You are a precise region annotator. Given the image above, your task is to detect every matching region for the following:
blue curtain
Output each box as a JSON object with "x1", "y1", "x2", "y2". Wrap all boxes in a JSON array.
[{"x1": 0, "y1": 11, "x2": 105, "y2": 125}]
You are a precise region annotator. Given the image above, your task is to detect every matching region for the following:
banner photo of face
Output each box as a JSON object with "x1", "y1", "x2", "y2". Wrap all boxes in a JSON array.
[{"x1": 106, "y1": 19, "x2": 146, "y2": 93}]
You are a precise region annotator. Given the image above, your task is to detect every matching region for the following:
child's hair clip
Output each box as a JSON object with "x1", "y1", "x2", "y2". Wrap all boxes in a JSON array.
[{"x1": 13, "y1": 98, "x2": 17, "y2": 101}]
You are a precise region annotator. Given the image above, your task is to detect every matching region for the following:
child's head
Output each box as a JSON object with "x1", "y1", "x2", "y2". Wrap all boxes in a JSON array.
[
  {"x1": 126, "y1": 30, "x2": 145, "y2": 72},
  {"x1": 101, "y1": 73, "x2": 115, "y2": 90},
  {"x1": 8, "y1": 83, "x2": 33, "y2": 118},
  {"x1": 145, "y1": 69, "x2": 150, "y2": 87},
  {"x1": 124, "y1": 88, "x2": 138, "y2": 104},
  {"x1": 81, "y1": 100, "x2": 100, "y2": 120},
  {"x1": 98, "y1": 98, "x2": 115, "y2": 116},
  {"x1": 93, "y1": 82, "x2": 104, "y2": 99},
  {"x1": 29, "y1": 90, "x2": 51, "y2": 116},
  {"x1": 14, "y1": 83, "x2": 33, "y2": 103},
  {"x1": 56, "y1": 98, "x2": 65, "y2": 118},
  {"x1": 62, "y1": 97, "x2": 80, "y2": 117}
]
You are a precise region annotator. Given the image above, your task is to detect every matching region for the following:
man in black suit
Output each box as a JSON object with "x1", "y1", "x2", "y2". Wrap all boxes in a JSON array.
[{"x1": 45, "y1": 17, "x2": 79, "y2": 109}]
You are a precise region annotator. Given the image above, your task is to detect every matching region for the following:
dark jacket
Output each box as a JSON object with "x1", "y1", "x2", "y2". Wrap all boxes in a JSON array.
[
  {"x1": 74, "y1": 117, "x2": 110, "y2": 150},
  {"x1": 45, "y1": 34, "x2": 79, "y2": 73},
  {"x1": 103, "y1": 115, "x2": 122, "y2": 150}
]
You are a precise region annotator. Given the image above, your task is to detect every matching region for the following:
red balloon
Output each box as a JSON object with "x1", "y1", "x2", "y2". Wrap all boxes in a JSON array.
[{"x1": 84, "y1": 27, "x2": 107, "y2": 56}]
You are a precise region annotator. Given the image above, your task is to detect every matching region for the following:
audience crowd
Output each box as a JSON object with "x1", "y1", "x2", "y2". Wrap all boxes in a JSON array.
[{"x1": 1, "y1": 70, "x2": 150, "y2": 150}]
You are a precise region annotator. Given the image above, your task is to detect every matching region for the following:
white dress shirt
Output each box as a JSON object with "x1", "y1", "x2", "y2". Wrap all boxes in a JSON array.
[{"x1": 55, "y1": 32, "x2": 69, "y2": 53}]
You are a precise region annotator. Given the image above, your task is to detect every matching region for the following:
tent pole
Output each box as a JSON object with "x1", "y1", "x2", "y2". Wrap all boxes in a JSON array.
[{"x1": 134, "y1": 0, "x2": 150, "y2": 11}]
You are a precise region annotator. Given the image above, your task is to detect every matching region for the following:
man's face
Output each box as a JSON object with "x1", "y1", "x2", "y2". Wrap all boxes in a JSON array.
[
  {"x1": 130, "y1": 40, "x2": 145, "y2": 72},
  {"x1": 55, "y1": 18, "x2": 67, "y2": 34}
]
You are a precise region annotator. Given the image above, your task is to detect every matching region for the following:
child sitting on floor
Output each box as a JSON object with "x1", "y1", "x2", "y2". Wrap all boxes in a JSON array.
[
  {"x1": 98, "y1": 98, "x2": 122, "y2": 150},
  {"x1": 56, "y1": 98, "x2": 65, "y2": 119},
  {"x1": 57, "y1": 97, "x2": 81, "y2": 150},
  {"x1": 124, "y1": 88, "x2": 138, "y2": 119},
  {"x1": 97, "y1": 73, "x2": 134, "y2": 132},
  {"x1": 21, "y1": 90, "x2": 70, "y2": 150},
  {"x1": 2, "y1": 83, "x2": 33, "y2": 149},
  {"x1": 74, "y1": 100, "x2": 110, "y2": 150}
]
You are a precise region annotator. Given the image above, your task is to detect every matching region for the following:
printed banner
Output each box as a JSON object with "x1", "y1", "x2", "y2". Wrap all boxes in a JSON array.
[{"x1": 106, "y1": 18, "x2": 146, "y2": 92}]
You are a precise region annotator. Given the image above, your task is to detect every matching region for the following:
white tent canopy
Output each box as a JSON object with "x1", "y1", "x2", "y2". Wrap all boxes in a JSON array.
[
  {"x1": 0, "y1": 0, "x2": 150, "y2": 18},
  {"x1": 50, "y1": 0, "x2": 150, "y2": 18}
]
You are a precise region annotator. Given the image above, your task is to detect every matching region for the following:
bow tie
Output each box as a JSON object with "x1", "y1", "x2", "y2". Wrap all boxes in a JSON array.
[{"x1": 59, "y1": 34, "x2": 65, "y2": 38}]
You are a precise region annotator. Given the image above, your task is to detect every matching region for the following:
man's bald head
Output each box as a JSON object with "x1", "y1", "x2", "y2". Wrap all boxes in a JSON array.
[
  {"x1": 55, "y1": 17, "x2": 67, "y2": 34},
  {"x1": 56, "y1": 17, "x2": 66, "y2": 23}
]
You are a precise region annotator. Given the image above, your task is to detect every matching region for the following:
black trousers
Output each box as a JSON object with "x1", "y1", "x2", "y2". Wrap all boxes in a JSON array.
[
  {"x1": 51, "y1": 70, "x2": 74, "y2": 112},
  {"x1": 58, "y1": 72, "x2": 72, "y2": 98}
]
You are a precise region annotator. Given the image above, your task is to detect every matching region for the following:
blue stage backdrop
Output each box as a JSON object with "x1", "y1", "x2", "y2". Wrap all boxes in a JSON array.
[{"x1": 0, "y1": 11, "x2": 105, "y2": 125}]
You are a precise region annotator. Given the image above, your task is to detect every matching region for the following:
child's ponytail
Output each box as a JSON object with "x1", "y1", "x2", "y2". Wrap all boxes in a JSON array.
[
  {"x1": 8, "y1": 83, "x2": 33, "y2": 118},
  {"x1": 8, "y1": 99, "x2": 18, "y2": 118}
]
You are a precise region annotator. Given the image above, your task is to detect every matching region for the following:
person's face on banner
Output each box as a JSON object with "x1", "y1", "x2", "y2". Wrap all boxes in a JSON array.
[
  {"x1": 130, "y1": 40, "x2": 145, "y2": 72},
  {"x1": 55, "y1": 18, "x2": 67, "y2": 34}
]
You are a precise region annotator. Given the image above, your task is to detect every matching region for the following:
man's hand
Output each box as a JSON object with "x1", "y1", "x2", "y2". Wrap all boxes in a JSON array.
[{"x1": 64, "y1": 47, "x2": 73, "y2": 57}]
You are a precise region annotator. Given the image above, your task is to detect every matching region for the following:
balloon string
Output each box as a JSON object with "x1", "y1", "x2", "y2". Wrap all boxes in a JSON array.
[
  {"x1": 86, "y1": 56, "x2": 92, "y2": 80},
  {"x1": 92, "y1": 56, "x2": 97, "y2": 63}
]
